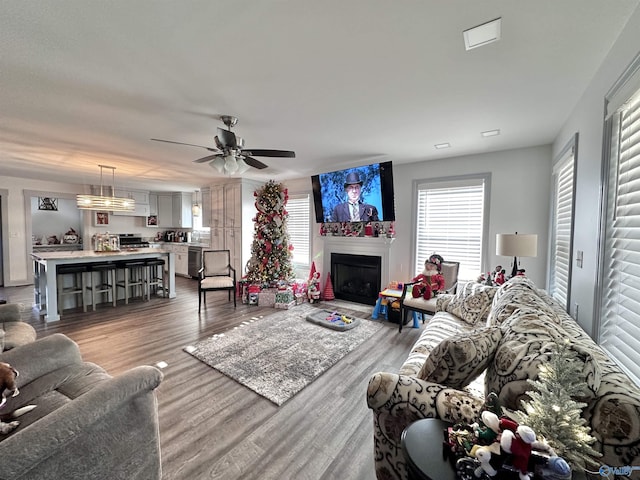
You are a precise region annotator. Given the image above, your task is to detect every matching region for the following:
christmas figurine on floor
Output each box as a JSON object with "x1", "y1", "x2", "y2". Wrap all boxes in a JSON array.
[{"x1": 411, "y1": 254, "x2": 446, "y2": 300}]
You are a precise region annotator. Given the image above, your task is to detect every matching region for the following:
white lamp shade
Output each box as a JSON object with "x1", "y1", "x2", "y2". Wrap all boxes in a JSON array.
[{"x1": 496, "y1": 233, "x2": 538, "y2": 257}]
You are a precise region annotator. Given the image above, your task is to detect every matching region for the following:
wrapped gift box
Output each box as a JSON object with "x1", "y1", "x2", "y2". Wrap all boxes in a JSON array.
[
  {"x1": 275, "y1": 290, "x2": 294, "y2": 304},
  {"x1": 274, "y1": 300, "x2": 296, "y2": 310},
  {"x1": 295, "y1": 293, "x2": 306, "y2": 305},
  {"x1": 258, "y1": 288, "x2": 278, "y2": 307}
]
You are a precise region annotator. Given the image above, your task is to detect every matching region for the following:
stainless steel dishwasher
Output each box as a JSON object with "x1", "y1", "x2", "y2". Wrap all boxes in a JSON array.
[{"x1": 188, "y1": 246, "x2": 203, "y2": 279}]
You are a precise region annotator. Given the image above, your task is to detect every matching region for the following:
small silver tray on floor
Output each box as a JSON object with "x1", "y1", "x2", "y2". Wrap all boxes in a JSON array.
[{"x1": 306, "y1": 309, "x2": 361, "y2": 331}]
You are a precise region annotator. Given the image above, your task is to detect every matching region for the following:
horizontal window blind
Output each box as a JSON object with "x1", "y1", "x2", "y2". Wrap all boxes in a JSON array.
[
  {"x1": 600, "y1": 86, "x2": 640, "y2": 386},
  {"x1": 415, "y1": 179, "x2": 485, "y2": 281},
  {"x1": 287, "y1": 194, "x2": 311, "y2": 266},
  {"x1": 549, "y1": 150, "x2": 575, "y2": 309}
]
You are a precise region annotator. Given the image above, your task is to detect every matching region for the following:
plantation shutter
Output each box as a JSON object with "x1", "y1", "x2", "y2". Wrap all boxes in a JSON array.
[
  {"x1": 600, "y1": 84, "x2": 640, "y2": 386},
  {"x1": 415, "y1": 178, "x2": 485, "y2": 281},
  {"x1": 287, "y1": 194, "x2": 311, "y2": 266},
  {"x1": 549, "y1": 147, "x2": 575, "y2": 309}
]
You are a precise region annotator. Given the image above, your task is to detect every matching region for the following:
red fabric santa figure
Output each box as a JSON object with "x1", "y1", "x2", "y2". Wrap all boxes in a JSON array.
[{"x1": 411, "y1": 254, "x2": 446, "y2": 300}]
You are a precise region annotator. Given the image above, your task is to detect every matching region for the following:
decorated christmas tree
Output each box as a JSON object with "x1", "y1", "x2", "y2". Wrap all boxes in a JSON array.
[
  {"x1": 513, "y1": 340, "x2": 601, "y2": 471},
  {"x1": 244, "y1": 180, "x2": 295, "y2": 286}
]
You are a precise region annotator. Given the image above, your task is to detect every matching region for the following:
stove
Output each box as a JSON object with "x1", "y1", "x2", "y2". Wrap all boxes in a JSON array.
[{"x1": 119, "y1": 234, "x2": 150, "y2": 249}]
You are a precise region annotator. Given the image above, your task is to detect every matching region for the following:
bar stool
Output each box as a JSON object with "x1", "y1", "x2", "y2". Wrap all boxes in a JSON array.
[
  {"x1": 145, "y1": 258, "x2": 166, "y2": 300},
  {"x1": 56, "y1": 264, "x2": 88, "y2": 314},
  {"x1": 86, "y1": 262, "x2": 117, "y2": 310},
  {"x1": 116, "y1": 260, "x2": 147, "y2": 304}
]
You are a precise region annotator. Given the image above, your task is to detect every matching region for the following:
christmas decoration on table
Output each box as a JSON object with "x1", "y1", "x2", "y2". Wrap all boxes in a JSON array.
[
  {"x1": 511, "y1": 340, "x2": 601, "y2": 472},
  {"x1": 411, "y1": 253, "x2": 445, "y2": 300},
  {"x1": 448, "y1": 393, "x2": 573, "y2": 480},
  {"x1": 244, "y1": 180, "x2": 295, "y2": 286},
  {"x1": 307, "y1": 271, "x2": 321, "y2": 303},
  {"x1": 323, "y1": 273, "x2": 335, "y2": 300}
]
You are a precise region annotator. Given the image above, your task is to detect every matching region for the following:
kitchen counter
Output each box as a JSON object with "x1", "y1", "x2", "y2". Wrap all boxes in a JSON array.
[{"x1": 31, "y1": 248, "x2": 176, "y2": 322}]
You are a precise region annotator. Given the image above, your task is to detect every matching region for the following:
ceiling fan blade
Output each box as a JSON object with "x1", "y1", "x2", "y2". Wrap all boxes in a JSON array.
[
  {"x1": 216, "y1": 127, "x2": 237, "y2": 149},
  {"x1": 151, "y1": 138, "x2": 219, "y2": 152},
  {"x1": 242, "y1": 156, "x2": 268, "y2": 169},
  {"x1": 241, "y1": 149, "x2": 295, "y2": 158},
  {"x1": 193, "y1": 153, "x2": 223, "y2": 164}
]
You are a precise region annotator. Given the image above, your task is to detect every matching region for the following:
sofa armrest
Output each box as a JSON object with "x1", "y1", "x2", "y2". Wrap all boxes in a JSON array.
[
  {"x1": 368, "y1": 372, "x2": 485, "y2": 480},
  {"x1": 0, "y1": 334, "x2": 83, "y2": 387},
  {"x1": 436, "y1": 293, "x2": 454, "y2": 312},
  {"x1": 0, "y1": 365, "x2": 163, "y2": 479},
  {"x1": 0, "y1": 303, "x2": 21, "y2": 322},
  {"x1": 367, "y1": 372, "x2": 484, "y2": 423}
]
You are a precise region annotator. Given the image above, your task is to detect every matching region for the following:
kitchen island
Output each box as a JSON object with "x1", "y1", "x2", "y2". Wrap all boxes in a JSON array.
[{"x1": 31, "y1": 248, "x2": 176, "y2": 322}]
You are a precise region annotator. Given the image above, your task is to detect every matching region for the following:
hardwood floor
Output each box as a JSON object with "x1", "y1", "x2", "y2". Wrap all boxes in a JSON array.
[{"x1": 1, "y1": 277, "x2": 422, "y2": 479}]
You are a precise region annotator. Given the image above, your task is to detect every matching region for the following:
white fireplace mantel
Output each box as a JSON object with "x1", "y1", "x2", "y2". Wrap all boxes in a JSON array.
[{"x1": 321, "y1": 236, "x2": 395, "y2": 288}]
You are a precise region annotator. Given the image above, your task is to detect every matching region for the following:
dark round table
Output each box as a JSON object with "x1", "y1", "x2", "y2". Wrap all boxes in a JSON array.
[{"x1": 401, "y1": 418, "x2": 456, "y2": 480}]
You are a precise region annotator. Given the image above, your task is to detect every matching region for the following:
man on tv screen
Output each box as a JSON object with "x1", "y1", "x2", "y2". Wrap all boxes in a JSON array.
[{"x1": 332, "y1": 172, "x2": 380, "y2": 222}]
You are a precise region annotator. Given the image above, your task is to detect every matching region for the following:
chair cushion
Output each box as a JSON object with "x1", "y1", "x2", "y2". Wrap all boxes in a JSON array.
[
  {"x1": 445, "y1": 282, "x2": 498, "y2": 325},
  {"x1": 418, "y1": 326, "x2": 503, "y2": 389},
  {"x1": 402, "y1": 295, "x2": 437, "y2": 313},
  {"x1": 201, "y1": 276, "x2": 234, "y2": 289}
]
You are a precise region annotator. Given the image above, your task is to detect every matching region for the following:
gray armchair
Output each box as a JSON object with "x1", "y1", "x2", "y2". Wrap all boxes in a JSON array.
[
  {"x1": 0, "y1": 334, "x2": 163, "y2": 480},
  {"x1": 0, "y1": 303, "x2": 36, "y2": 351}
]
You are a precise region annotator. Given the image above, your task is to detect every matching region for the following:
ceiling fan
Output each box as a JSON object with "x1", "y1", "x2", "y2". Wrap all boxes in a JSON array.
[{"x1": 151, "y1": 115, "x2": 295, "y2": 174}]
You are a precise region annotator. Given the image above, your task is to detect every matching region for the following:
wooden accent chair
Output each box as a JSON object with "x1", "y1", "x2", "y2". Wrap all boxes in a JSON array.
[
  {"x1": 198, "y1": 250, "x2": 236, "y2": 312},
  {"x1": 398, "y1": 261, "x2": 460, "y2": 332}
]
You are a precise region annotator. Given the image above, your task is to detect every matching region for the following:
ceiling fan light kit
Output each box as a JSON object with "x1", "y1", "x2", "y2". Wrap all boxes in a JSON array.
[
  {"x1": 76, "y1": 165, "x2": 135, "y2": 212},
  {"x1": 152, "y1": 115, "x2": 295, "y2": 175}
]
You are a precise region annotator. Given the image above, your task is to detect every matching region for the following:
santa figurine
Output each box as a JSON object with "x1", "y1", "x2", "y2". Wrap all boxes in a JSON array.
[{"x1": 411, "y1": 254, "x2": 446, "y2": 300}]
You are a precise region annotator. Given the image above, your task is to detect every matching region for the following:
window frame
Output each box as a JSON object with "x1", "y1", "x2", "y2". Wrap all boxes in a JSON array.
[
  {"x1": 411, "y1": 173, "x2": 491, "y2": 282},
  {"x1": 286, "y1": 192, "x2": 312, "y2": 268},
  {"x1": 595, "y1": 53, "x2": 640, "y2": 386},
  {"x1": 548, "y1": 134, "x2": 577, "y2": 312}
]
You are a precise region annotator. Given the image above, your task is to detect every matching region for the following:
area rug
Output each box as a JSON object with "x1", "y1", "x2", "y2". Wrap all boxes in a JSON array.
[{"x1": 184, "y1": 302, "x2": 383, "y2": 405}]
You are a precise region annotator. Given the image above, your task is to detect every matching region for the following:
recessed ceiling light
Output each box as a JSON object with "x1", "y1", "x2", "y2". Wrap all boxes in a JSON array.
[
  {"x1": 481, "y1": 129, "x2": 501, "y2": 137},
  {"x1": 434, "y1": 143, "x2": 451, "y2": 149},
  {"x1": 463, "y1": 17, "x2": 502, "y2": 51}
]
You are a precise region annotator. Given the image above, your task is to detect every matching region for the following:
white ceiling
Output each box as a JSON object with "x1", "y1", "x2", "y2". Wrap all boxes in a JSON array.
[{"x1": 1, "y1": 0, "x2": 638, "y2": 192}]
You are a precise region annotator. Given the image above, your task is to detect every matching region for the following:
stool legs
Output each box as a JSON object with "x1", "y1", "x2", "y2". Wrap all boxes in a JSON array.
[{"x1": 57, "y1": 269, "x2": 87, "y2": 315}]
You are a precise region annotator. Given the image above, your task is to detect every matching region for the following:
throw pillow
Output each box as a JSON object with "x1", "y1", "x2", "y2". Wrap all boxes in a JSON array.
[
  {"x1": 445, "y1": 282, "x2": 498, "y2": 325},
  {"x1": 418, "y1": 326, "x2": 503, "y2": 389}
]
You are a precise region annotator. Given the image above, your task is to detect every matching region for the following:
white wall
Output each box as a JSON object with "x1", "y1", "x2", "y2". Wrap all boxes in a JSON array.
[
  {"x1": 292, "y1": 145, "x2": 552, "y2": 289},
  {"x1": 391, "y1": 146, "x2": 551, "y2": 287},
  {"x1": 553, "y1": 5, "x2": 640, "y2": 336}
]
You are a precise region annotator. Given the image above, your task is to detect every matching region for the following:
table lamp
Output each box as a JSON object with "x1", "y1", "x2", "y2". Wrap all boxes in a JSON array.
[{"x1": 496, "y1": 232, "x2": 538, "y2": 278}]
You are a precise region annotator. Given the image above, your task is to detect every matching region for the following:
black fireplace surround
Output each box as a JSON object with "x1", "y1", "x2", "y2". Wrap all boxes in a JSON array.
[{"x1": 330, "y1": 253, "x2": 382, "y2": 305}]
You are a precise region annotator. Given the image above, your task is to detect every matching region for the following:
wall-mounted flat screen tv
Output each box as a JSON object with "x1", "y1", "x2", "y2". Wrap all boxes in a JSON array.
[{"x1": 311, "y1": 161, "x2": 395, "y2": 223}]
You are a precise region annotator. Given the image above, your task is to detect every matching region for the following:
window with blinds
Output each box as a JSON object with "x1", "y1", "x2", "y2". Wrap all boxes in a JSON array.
[
  {"x1": 599, "y1": 83, "x2": 640, "y2": 386},
  {"x1": 287, "y1": 194, "x2": 311, "y2": 266},
  {"x1": 549, "y1": 143, "x2": 576, "y2": 310},
  {"x1": 414, "y1": 177, "x2": 487, "y2": 281}
]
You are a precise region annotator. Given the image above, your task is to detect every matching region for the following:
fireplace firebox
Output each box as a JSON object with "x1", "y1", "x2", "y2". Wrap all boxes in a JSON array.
[{"x1": 330, "y1": 253, "x2": 381, "y2": 305}]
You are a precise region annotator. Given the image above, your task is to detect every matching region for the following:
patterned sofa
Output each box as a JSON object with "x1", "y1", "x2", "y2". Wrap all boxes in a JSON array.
[{"x1": 366, "y1": 276, "x2": 640, "y2": 480}]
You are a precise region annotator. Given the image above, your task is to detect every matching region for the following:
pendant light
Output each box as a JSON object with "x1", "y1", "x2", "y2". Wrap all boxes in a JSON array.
[
  {"x1": 76, "y1": 165, "x2": 135, "y2": 212},
  {"x1": 192, "y1": 190, "x2": 201, "y2": 217}
]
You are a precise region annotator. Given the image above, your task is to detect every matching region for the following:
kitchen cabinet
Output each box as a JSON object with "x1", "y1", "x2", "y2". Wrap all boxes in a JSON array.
[
  {"x1": 149, "y1": 193, "x2": 158, "y2": 216},
  {"x1": 163, "y1": 244, "x2": 189, "y2": 276},
  {"x1": 210, "y1": 184, "x2": 224, "y2": 228},
  {"x1": 205, "y1": 179, "x2": 262, "y2": 277},
  {"x1": 200, "y1": 187, "x2": 211, "y2": 228},
  {"x1": 112, "y1": 189, "x2": 150, "y2": 217},
  {"x1": 172, "y1": 192, "x2": 193, "y2": 228},
  {"x1": 157, "y1": 194, "x2": 174, "y2": 227},
  {"x1": 154, "y1": 192, "x2": 193, "y2": 228}
]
